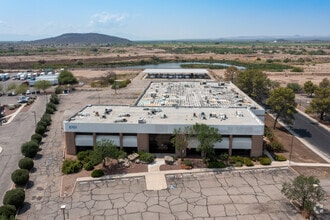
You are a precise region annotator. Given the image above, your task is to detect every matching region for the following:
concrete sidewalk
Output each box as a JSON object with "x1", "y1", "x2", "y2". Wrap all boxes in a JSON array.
[{"x1": 74, "y1": 159, "x2": 330, "y2": 193}]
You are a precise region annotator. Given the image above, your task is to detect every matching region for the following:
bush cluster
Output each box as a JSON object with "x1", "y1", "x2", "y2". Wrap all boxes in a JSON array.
[
  {"x1": 111, "y1": 79, "x2": 131, "y2": 89},
  {"x1": 268, "y1": 141, "x2": 284, "y2": 152},
  {"x1": 183, "y1": 159, "x2": 193, "y2": 167},
  {"x1": 274, "y1": 154, "x2": 287, "y2": 161},
  {"x1": 138, "y1": 151, "x2": 155, "y2": 164},
  {"x1": 91, "y1": 169, "x2": 104, "y2": 178},
  {"x1": 259, "y1": 156, "x2": 272, "y2": 165},
  {"x1": 61, "y1": 159, "x2": 83, "y2": 174},
  {"x1": 77, "y1": 150, "x2": 102, "y2": 167},
  {"x1": 18, "y1": 157, "x2": 34, "y2": 171},
  {"x1": 21, "y1": 141, "x2": 39, "y2": 158},
  {"x1": 230, "y1": 156, "x2": 255, "y2": 167}
]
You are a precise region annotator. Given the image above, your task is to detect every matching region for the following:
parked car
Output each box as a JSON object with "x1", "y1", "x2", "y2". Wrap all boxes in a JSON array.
[
  {"x1": 18, "y1": 96, "x2": 30, "y2": 103},
  {"x1": 26, "y1": 90, "x2": 31, "y2": 95},
  {"x1": 7, "y1": 91, "x2": 16, "y2": 96}
]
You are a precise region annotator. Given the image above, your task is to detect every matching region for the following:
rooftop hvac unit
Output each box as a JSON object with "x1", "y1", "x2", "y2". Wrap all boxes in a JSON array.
[
  {"x1": 114, "y1": 118, "x2": 127, "y2": 123},
  {"x1": 236, "y1": 111, "x2": 243, "y2": 117},
  {"x1": 105, "y1": 108, "x2": 112, "y2": 114},
  {"x1": 138, "y1": 118, "x2": 146, "y2": 124},
  {"x1": 118, "y1": 113, "x2": 130, "y2": 117}
]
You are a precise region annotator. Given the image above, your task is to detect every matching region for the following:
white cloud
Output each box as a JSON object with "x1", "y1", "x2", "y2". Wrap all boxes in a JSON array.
[{"x1": 89, "y1": 12, "x2": 127, "y2": 27}]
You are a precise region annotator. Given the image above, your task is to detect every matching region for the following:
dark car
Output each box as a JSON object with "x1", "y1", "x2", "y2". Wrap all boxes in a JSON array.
[{"x1": 7, "y1": 92, "x2": 16, "y2": 96}]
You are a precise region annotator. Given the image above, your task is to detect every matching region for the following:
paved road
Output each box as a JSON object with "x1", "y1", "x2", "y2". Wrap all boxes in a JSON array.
[
  {"x1": 0, "y1": 96, "x2": 46, "y2": 202},
  {"x1": 293, "y1": 111, "x2": 330, "y2": 159}
]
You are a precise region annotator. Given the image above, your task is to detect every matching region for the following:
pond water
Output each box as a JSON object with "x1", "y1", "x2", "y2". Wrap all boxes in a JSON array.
[{"x1": 120, "y1": 62, "x2": 245, "y2": 70}]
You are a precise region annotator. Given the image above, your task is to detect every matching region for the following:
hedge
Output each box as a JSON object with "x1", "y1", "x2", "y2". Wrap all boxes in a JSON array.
[
  {"x1": 3, "y1": 188, "x2": 25, "y2": 209},
  {"x1": 18, "y1": 158, "x2": 34, "y2": 171},
  {"x1": 11, "y1": 169, "x2": 29, "y2": 186}
]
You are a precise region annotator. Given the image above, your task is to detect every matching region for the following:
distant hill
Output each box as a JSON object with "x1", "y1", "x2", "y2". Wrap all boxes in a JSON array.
[{"x1": 30, "y1": 33, "x2": 132, "y2": 45}]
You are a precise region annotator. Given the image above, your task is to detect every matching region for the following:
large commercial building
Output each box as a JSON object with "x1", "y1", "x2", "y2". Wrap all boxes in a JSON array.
[{"x1": 63, "y1": 69, "x2": 265, "y2": 157}]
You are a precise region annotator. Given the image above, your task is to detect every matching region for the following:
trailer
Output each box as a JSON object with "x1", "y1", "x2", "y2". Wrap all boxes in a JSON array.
[{"x1": 29, "y1": 75, "x2": 59, "y2": 86}]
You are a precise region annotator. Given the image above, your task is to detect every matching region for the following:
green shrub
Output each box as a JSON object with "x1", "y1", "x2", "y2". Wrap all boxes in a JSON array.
[
  {"x1": 183, "y1": 159, "x2": 193, "y2": 167},
  {"x1": 49, "y1": 94, "x2": 59, "y2": 104},
  {"x1": 91, "y1": 169, "x2": 104, "y2": 178},
  {"x1": 116, "y1": 150, "x2": 127, "y2": 159},
  {"x1": 234, "y1": 161, "x2": 242, "y2": 167},
  {"x1": 35, "y1": 124, "x2": 46, "y2": 135},
  {"x1": 274, "y1": 154, "x2": 287, "y2": 161},
  {"x1": 41, "y1": 113, "x2": 52, "y2": 125},
  {"x1": 18, "y1": 158, "x2": 34, "y2": 171},
  {"x1": 21, "y1": 141, "x2": 39, "y2": 158},
  {"x1": 207, "y1": 160, "x2": 226, "y2": 168},
  {"x1": 46, "y1": 102, "x2": 57, "y2": 111},
  {"x1": 244, "y1": 158, "x2": 254, "y2": 167},
  {"x1": 11, "y1": 169, "x2": 29, "y2": 186},
  {"x1": 219, "y1": 153, "x2": 229, "y2": 161},
  {"x1": 83, "y1": 162, "x2": 94, "y2": 171},
  {"x1": 0, "y1": 205, "x2": 16, "y2": 219},
  {"x1": 77, "y1": 150, "x2": 93, "y2": 163},
  {"x1": 55, "y1": 86, "x2": 63, "y2": 94},
  {"x1": 61, "y1": 159, "x2": 82, "y2": 174},
  {"x1": 77, "y1": 150, "x2": 101, "y2": 166},
  {"x1": 230, "y1": 156, "x2": 245, "y2": 164},
  {"x1": 31, "y1": 133, "x2": 42, "y2": 144},
  {"x1": 46, "y1": 106, "x2": 54, "y2": 114},
  {"x1": 291, "y1": 67, "x2": 303, "y2": 72},
  {"x1": 138, "y1": 151, "x2": 155, "y2": 164},
  {"x1": 268, "y1": 141, "x2": 284, "y2": 152},
  {"x1": 3, "y1": 188, "x2": 25, "y2": 209},
  {"x1": 264, "y1": 126, "x2": 275, "y2": 141},
  {"x1": 259, "y1": 156, "x2": 272, "y2": 165}
]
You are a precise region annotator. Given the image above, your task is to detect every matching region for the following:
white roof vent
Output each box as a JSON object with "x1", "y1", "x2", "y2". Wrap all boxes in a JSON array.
[
  {"x1": 236, "y1": 111, "x2": 243, "y2": 117},
  {"x1": 138, "y1": 118, "x2": 146, "y2": 124}
]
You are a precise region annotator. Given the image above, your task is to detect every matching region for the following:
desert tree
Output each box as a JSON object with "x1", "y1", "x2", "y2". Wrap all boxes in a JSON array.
[
  {"x1": 236, "y1": 69, "x2": 271, "y2": 104},
  {"x1": 306, "y1": 87, "x2": 330, "y2": 121},
  {"x1": 303, "y1": 81, "x2": 317, "y2": 97},
  {"x1": 34, "y1": 80, "x2": 52, "y2": 94},
  {"x1": 58, "y1": 70, "x2": 78, "y2": 85},
  {"x1": 224, "y1": 66, "x2": 239, "y2": 83},
  {"x1": 266, "y1": 87, "x2": 297, "y2": 129},
  {"x1": 94, "y1": 140, "x2": 118, "y2": 167},
  {"x1": 171, "y1": 127, "x2": 188, "y2": 160},
  {"x1": 188, "y1": 123, "x2": 222, "y2": 160},
  {"x1": 319, "y1": 77, "x2": 329, "y2": 89},
  {"x1": 281, "y1": 175, "x2": 325, "y2": 217}
]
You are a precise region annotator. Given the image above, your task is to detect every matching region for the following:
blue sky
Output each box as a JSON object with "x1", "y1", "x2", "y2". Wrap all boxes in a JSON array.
[{"x1": 0, "y1": 0, "x2": 330, "y2": 41}]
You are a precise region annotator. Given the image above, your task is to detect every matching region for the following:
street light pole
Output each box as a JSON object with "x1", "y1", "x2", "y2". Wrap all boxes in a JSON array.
[
  {"x1": 60, "y1": 204, "x2": 66, "y2": 220},
  {"x1": 289, "y1": 132, "x2": 294, "y2": 166}
]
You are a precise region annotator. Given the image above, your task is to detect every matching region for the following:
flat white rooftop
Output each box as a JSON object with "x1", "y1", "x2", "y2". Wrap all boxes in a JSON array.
[
  {"x1": 66, "y1": 105, "x2": 263, "y2": 127},
  {"x1": 136, "y1": 81, "x2": 262, "y2": 109},
  {"x1": 143, "y1": 69, "x2": 209, "y2": 74}
]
